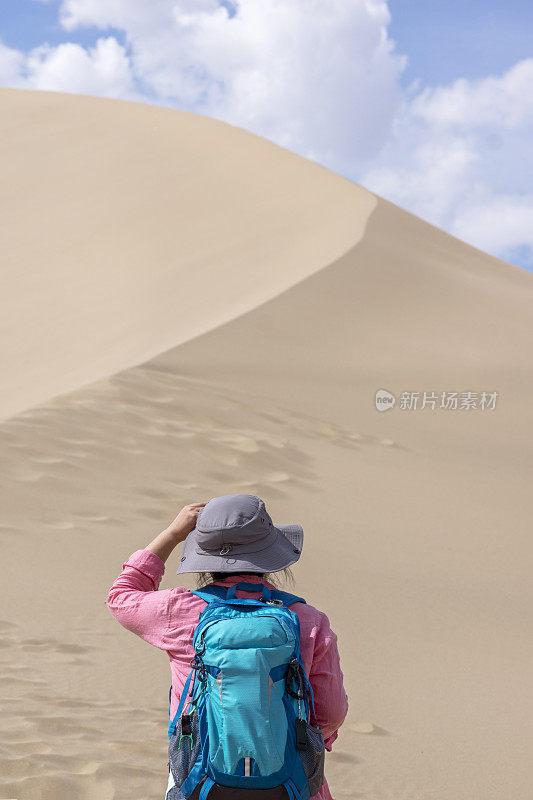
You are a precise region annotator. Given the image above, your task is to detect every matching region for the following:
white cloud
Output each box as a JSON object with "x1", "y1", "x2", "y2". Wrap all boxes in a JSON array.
[
  {"x1": 360, "y1": 58, "x2": 533, "y2": 267},
  {"x1": 452, "y1": 193, "x2": 533, "y2": 256},
  {"x1": 26, "y1": 37, "x2": 135, "y2": 96},
  {"x1": 0, "y1": 35, "x2": 136, "y2": 97},
  {"x1": 0, "y1": 41, "x2": 26, "y2": 87},
  {"x1": 0, "y1": 1, "x2": 531, "y2": 268},
  {"x1": 410, "y1": 59, "x2": 533, "y2": 129}
]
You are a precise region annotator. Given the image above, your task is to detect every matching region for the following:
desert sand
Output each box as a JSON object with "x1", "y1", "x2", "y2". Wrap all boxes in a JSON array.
[{"x1": 1, "y1": 87, "x2": 532, "y2": 800}]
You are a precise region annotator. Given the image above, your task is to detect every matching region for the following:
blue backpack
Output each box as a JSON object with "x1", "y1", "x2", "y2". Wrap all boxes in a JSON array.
[{"x1": 166, "y1": 582, "x2": 325, "y2": 800}]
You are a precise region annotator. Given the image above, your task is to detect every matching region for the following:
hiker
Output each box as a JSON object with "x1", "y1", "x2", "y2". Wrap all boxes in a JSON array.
[{"x1": 106, "y1": 494, "x2": 348, "y2": 799}]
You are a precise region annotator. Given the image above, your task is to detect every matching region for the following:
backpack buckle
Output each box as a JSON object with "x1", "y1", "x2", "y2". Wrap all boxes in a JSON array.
[
  {"x1": 178, "y1": 731, "x2": 194, "y2": 750},
  {"x1": 178, "y1": 713, "x2": 194, "y2": 750},
  {"x1": 265, "y1": 598, "x2": 283, "y2": 606}
]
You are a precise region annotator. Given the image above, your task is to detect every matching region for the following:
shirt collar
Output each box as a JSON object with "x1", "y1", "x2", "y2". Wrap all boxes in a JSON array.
[{"x1": 209, "y1": 573, "x2": 276, "y2": 590}]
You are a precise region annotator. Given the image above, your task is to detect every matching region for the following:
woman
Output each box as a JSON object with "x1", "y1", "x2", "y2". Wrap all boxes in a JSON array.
[{"x1": 107, "y1": 494, "x2": 348, "y2": 799}]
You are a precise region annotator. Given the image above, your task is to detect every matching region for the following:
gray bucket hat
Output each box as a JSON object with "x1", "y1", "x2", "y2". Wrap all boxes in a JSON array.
[{"x1": 176, "y1": 494, "x2": 303, "y2": 575}]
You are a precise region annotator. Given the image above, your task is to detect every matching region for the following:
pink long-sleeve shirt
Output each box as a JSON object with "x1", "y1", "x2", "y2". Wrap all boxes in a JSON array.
[{"x1": 106, "y1": 549, "x2": 348, "y2": 800}]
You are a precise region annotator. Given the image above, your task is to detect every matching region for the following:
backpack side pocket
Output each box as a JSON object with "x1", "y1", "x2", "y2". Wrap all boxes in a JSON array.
[
  {"x1": 295, "y1": 717, "x2": 325, "y2": 796},
  {"x1": 168, "y1": 710, "x2": 201, "y2": 792}
]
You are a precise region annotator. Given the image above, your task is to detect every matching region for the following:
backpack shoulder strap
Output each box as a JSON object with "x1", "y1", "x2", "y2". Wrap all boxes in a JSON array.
[
  {"x1": 190, "y1": 585, "x2": 228, "y2": 603},
  {"x1": 270, "y1": 588, "x2": 307, "y2": 606}
]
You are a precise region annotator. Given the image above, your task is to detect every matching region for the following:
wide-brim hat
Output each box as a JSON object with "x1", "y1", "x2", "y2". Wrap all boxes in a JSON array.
[{"x1": 176, "y1": 494, "x2": 303, "y2": 575}]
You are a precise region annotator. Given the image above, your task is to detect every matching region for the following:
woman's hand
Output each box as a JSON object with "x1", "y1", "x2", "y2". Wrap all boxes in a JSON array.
[
  {"x1": 144, "y1": 502, "x2": 207, "y2": 563},
  {"x1": 167, "y1": 502, "x2": 207, "y2": 542}
]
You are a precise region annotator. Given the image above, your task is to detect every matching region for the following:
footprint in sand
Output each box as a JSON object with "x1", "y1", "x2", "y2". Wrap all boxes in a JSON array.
[
  {"x1": 264, "y1": 471, "x2": 291, "y2": 482},
  {"x1": 0, "y1": 524, "x2": 20, "y2": 536},
  {"x1": 19, "y1": 638, "x2": 90, "y2": 657},
  {"x1": 41, "y1": 520, "x2": 75, "y2": 530},
  {"x1": 31, "y1": 456, "x2": 65, "y2": 465},
  {"x1": 212, "y1": 433, "x2": 261, "y2": 453},
  {"x1": 59, "y1": 438, "x2": 97, "y2": 446},
  {"x1": 72, "y1": 512, "x2": 111, "y2": 523},
  {"x1": 347, "y1": 721, "x2": 389, "y2": 735},
  {"x1": 348, "y1": 722, "x2": 375, "y2": 733},
  {"x1": 3, "y1": 466, "x2": 47, "y2": 482}
]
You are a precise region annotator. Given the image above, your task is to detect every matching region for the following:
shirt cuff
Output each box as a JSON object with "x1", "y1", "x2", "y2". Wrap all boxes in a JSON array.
[
  {"x1": 122, "y1": 549, "x2": 166, "y2": 587},
  {"x1": 323, "y1": 729, "x2": 339, "y2": 751}
]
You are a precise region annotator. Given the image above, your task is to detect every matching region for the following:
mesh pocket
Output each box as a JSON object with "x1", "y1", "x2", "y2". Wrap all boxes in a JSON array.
[
  {"x1": 168, "y1": 710, "x2": 201, "y2": 792},
  {"x1": 296, "y1": 718, "x2": 325, "y2": 797},
  {"x1": 166, "y1": 785, "x2": 186, "y2": 800}
]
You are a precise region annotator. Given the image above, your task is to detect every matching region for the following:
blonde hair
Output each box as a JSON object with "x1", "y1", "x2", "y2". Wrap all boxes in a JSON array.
[{"x1": 195, "y1": 566, "x2": 295, "y2": 590}]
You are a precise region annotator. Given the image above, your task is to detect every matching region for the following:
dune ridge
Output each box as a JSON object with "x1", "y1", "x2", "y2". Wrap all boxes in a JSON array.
[{"x1": 1, "y1": 87, "x2": 375, "y2": 420}]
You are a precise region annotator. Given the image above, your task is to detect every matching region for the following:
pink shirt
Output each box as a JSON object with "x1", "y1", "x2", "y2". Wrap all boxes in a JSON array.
[{"x1": 106, "y1": 549, "x2": 348, "y2": 800}]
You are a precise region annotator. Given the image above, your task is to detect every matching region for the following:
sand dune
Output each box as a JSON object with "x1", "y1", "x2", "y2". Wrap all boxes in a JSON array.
[
  {"x1": 1, "y1": 89, "x2": 532, "y2": 800},
  {"x1": 0, "y1": 88, "x2": 374, "y2": 420}
]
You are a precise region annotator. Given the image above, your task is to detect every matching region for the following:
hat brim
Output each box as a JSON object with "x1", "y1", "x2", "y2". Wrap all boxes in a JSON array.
[{"x1": 176, "y1": 523, "x2": 303, "y2": 575}]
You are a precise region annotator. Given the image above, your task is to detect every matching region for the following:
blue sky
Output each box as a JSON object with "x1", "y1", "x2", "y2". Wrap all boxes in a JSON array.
[
  {"x1": 1, "y1": 1, "x2": 128, "y2": 54},
  {"x1": 1, "y1": 0, "x2": 532, "y2": 272},
  {"x1": 389, "y1": 0, "x2": 533, "y2": 85}
]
